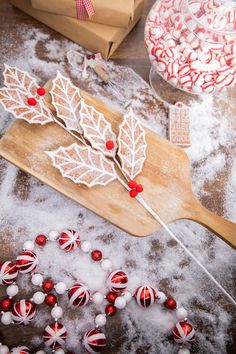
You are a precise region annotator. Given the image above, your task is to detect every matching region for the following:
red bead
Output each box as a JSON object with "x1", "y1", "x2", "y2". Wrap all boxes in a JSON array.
[
  {"x1": 42, "y1": 279, "x2": 54, "y2": 293},
  {"x1": 106, "y1": 291, "x2": 117, "y2": 304},
  {"x1": 136, "y1": 184, "x2": 143, "y2": 193},
  {"x1": 105, "y1": 304, "x2": 117, "y2": 316},
  {"x1": 164, "y1": 297, "x2": 177, "y2": 310},
  {"x1": 35, "y1": 234, "x2": 47, "y2": 246},
  {"x1": 45, "y1": 293, "x2": 57, "y2": 307},
  {"x1": 37, "y1": 87, "x2": 46, "y2": 96},
  {"x1": 27, "y1": 97, "x2": 37, "y2": 106},
  {"x1": 129, "y1": 189, "x2": 138, "y2": 198},
  {"x1": 105, "y1": 141, "x2": 115, "y2": 150},
  {"x1": 91, "y1": 250, "x2": 102, "y2": 262},
  {"x1": 128, "y1": 180, "x2": 137, "y2": 189},
  {"x1": 0, "y1": 297, "x2": 12, "y2": 311}
]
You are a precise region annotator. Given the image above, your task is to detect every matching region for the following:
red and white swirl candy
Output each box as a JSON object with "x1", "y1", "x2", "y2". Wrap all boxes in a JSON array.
[
  {"x1": 12, "y1": 300, "x2": 36, "y2": 325},
  {"x1": 10, "y1": 346, "x2": 30, "y2": 354},
  {"x1": 172, "y1": 321, "x2": 195, "y2": 344},
  {"x1": 135, "y1": 285, "x2": 157, "y2": 308},
  {"x1": 107, "y1": 270, "x2": 128, "y2": 293},
  {"x1": 58, "y1": 229, "x2": 80, "y2": 252},
  {"x1": 16, "y1": 251, "x2": 38, "y2": 273},
  {"x1": 0, "y1": 261, "x2": 18, "y2": 285},
  {"x1": 68, "y1": 283, "x2": 90, "y2": 307},
  {"x1": 145, "y1": 0, "x2": 236, "y2": 94},
  {"x1": 83, "y1": 328, "x2": 107, "y2": 354},
  {"x1": 43, "y1": 322, "x2": 67, "y2": 349}
]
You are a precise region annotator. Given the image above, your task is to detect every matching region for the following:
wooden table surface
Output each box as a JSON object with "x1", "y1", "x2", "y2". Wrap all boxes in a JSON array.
[{"x1": 0, "y1": 0, "x2": 235, "y2": 352}]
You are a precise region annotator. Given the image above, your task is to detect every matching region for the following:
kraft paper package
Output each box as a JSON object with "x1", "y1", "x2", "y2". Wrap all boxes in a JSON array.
[
  {"x1": 31, "y1": 0, "x2": 136, "y2": 28},
  {"x1": 11, "y1": 0, "x2": 145, "y2": 59}
]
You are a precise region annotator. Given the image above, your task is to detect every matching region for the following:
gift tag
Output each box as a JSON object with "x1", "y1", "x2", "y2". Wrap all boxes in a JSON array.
[{"x1": 168, "y1": 102, "x2": 191, "y2": 147}]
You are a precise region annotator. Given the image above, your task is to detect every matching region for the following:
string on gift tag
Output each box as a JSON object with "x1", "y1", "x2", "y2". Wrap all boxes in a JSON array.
[{"x1": 67, "y1": 50, "x2": 126, "y2": 99}]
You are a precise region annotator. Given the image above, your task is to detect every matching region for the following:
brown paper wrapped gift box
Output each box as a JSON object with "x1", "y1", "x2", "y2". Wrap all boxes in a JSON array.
[
  {"x1": 31, "y1": 0, "x2": 136, "y2": 28},
  {"x1": 10, "y1": 0, "x2": 145, "y2": 59}
]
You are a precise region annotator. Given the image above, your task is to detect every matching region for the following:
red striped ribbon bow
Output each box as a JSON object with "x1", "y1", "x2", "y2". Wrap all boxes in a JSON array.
[{"x1": 76, "y1": 0, "x2": 95, "y2": 20}]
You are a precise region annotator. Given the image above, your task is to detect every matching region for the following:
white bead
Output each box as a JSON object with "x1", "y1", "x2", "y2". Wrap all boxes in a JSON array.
[
  {"x1": 1, "y1": 312, "x2": 12, "y2": 325},
  {"x1": 54, "y1": 349, "x2": 65, "y2": 354},
  {"x1": 23, "y1": 240, "x2": 35, "y2": 251},
  {"x1": 92, "y1": 292, "x2": 104, "y2": 305},
  {"x1": 114, "y1": 296, "x2": 126, "y2": 309},
  {"x1": 176, "y1": 307, "x2": 188, "y2": 320},
  {"x1": 48, "y1": 230, "x2": 59, "y2": 241},
  {"x1": 156, "y1": 291, "x2": 167, "y2": 304},
  {"x1": 178, "y1": 348, "x2": 190, "y2": 354},
  {"x1": 95, "y1": 314, "x2": 106, "y2": 327},
  {"x1": 0, "y1": 345, "x2": 9, "y2": 354},
  {"x1": 51, "y1": 305, "x2": 63, "y2": 319},
  {"x1": 31, "y1": 273, "x2": 43, "y2": 286},
  {"x1": 35, "y1": 352, "x2": 46, "y2": 354},
  {"x1": 81, "y1": 240, "x2": 92, "y2": 253},
  {"x1": 123, "y1": 291, "x2": 132, "y2": 303},
  {"x1": 101, "y1": 259, "x2": 112, "y2": 271},
  {"x1": 33, "y1": 291, "x2": 45, "y2": 304},
  {"x1": 55, "y1": 282, "x2": 67, "y2": 294},
  {"x1": 6, "y1": 284, "x2": 19, "y2": 297}
]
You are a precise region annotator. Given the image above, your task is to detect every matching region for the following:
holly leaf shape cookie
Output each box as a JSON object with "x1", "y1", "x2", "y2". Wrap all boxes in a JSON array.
[
  {"x1": 0, "y1": 65, "x2": 54, "y2": 124},
  {"x1": 80, "y1": 100, "x2": 117, "y2": 157},
  {"x1": 46, "y1": 143, "x2": 117, "y2": 187},
  {"x1": 118, "y1": 109, "x2": 147, "y2": 180},
  {"x1": 3, "y1": 64, "x2": 39, "y2": 95},
  {"x1": 50, "y1": 72, "x2": 82, "y2": 134},
  {"x1": 0, "y1": 87, "x2": 53, "y2": 125}
]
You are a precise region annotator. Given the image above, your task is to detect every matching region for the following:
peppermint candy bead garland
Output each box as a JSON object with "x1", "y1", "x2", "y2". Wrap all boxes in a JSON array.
[{"x1": 0, "y1": 229, "x2": 196, "y2": 354}]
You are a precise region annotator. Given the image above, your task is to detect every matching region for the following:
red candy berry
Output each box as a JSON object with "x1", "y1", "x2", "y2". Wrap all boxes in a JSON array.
[
  {"x1": 129, "y1": 189, "x2": 138, "y2": 198},
  {"x1": 136, "y1": 184, "x2": 143, "y2": 193},
  {"x1": 27, "y1": 97, "x2": 37, "y2": 106},
  {"x1": 106, "y1": 141, "x2": 114, "y2": 150},
  {"x1": 128, "y1": 180, "x2": 137, "y2": 189},
  {"x1": 37, "y1": 87, "x2": 46, "y2": 96},
  {"x1": 0, "y1": 297, "x2": 12, "y2": 312},
  {"x1": 45, "y1": 293, "x2": 57, "y2": 307},
  {"x1": 42, "y1": 279, "x2": 54, "y2": 293},
  {"x1": 35, "y1": 234, "x2": 47, "y2": 246},
  {"x1": 105, "y1": 304, "x2": 117, "y2": 316},
  {"x1": 106, "y1": 291, "x2": 117, "y2": 304},
  {"x1": 91, "y1": 250, "x2": 102, "y2": 262},
  {"x1": 164, "y1": 297, "x2": 177, "y2": 310}
]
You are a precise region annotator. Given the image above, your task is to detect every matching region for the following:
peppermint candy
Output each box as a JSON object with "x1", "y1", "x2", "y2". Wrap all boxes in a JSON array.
[
  {"x1": 107, "y1": 270, "x2": 128, "y2": 293},
  {"x1": 135, "y1": 285, "x2": 157, "y2": 308},
  {"x1": 0, "y1": 261, "x2": 18, "y2": 285},
  {"x1": 58, "y1": 229, "x2": 80, "y2": 252},
  {"x1": 16, "y1": 251, "x2": 38, "y2": 273},
  {"x1": 83, "y1": 328, "x2": 107, "y2": 354},
  {"x1": 12, "y1": 300, "x2": 36, "y2": 325},
  {"x1": 68, "y1": 283, "x2": 90, "y2": 307},
  {"x1": 43, "y1": 322, "x2": 67, "y2": 349}
]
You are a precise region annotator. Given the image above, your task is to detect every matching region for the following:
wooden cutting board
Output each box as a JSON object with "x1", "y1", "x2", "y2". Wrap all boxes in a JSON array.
[{"x1": 0, "y1": 83, "x2": 235, "y2": 248}]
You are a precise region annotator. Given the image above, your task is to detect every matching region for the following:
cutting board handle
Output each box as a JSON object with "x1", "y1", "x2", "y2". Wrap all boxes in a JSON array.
[{"x1": 188, "y1": 202, "x2": 236, "y2": 249}]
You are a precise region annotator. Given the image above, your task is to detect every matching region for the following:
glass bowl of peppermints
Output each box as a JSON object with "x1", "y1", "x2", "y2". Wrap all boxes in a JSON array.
[{"x1": 145, "y1": 0, "x2": 236, "y2": 104}]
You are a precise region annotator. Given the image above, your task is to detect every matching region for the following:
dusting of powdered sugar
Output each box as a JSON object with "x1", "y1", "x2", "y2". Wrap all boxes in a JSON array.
[{"x1": 0, "y1": 23, "x2": 235, "y2": 354}]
